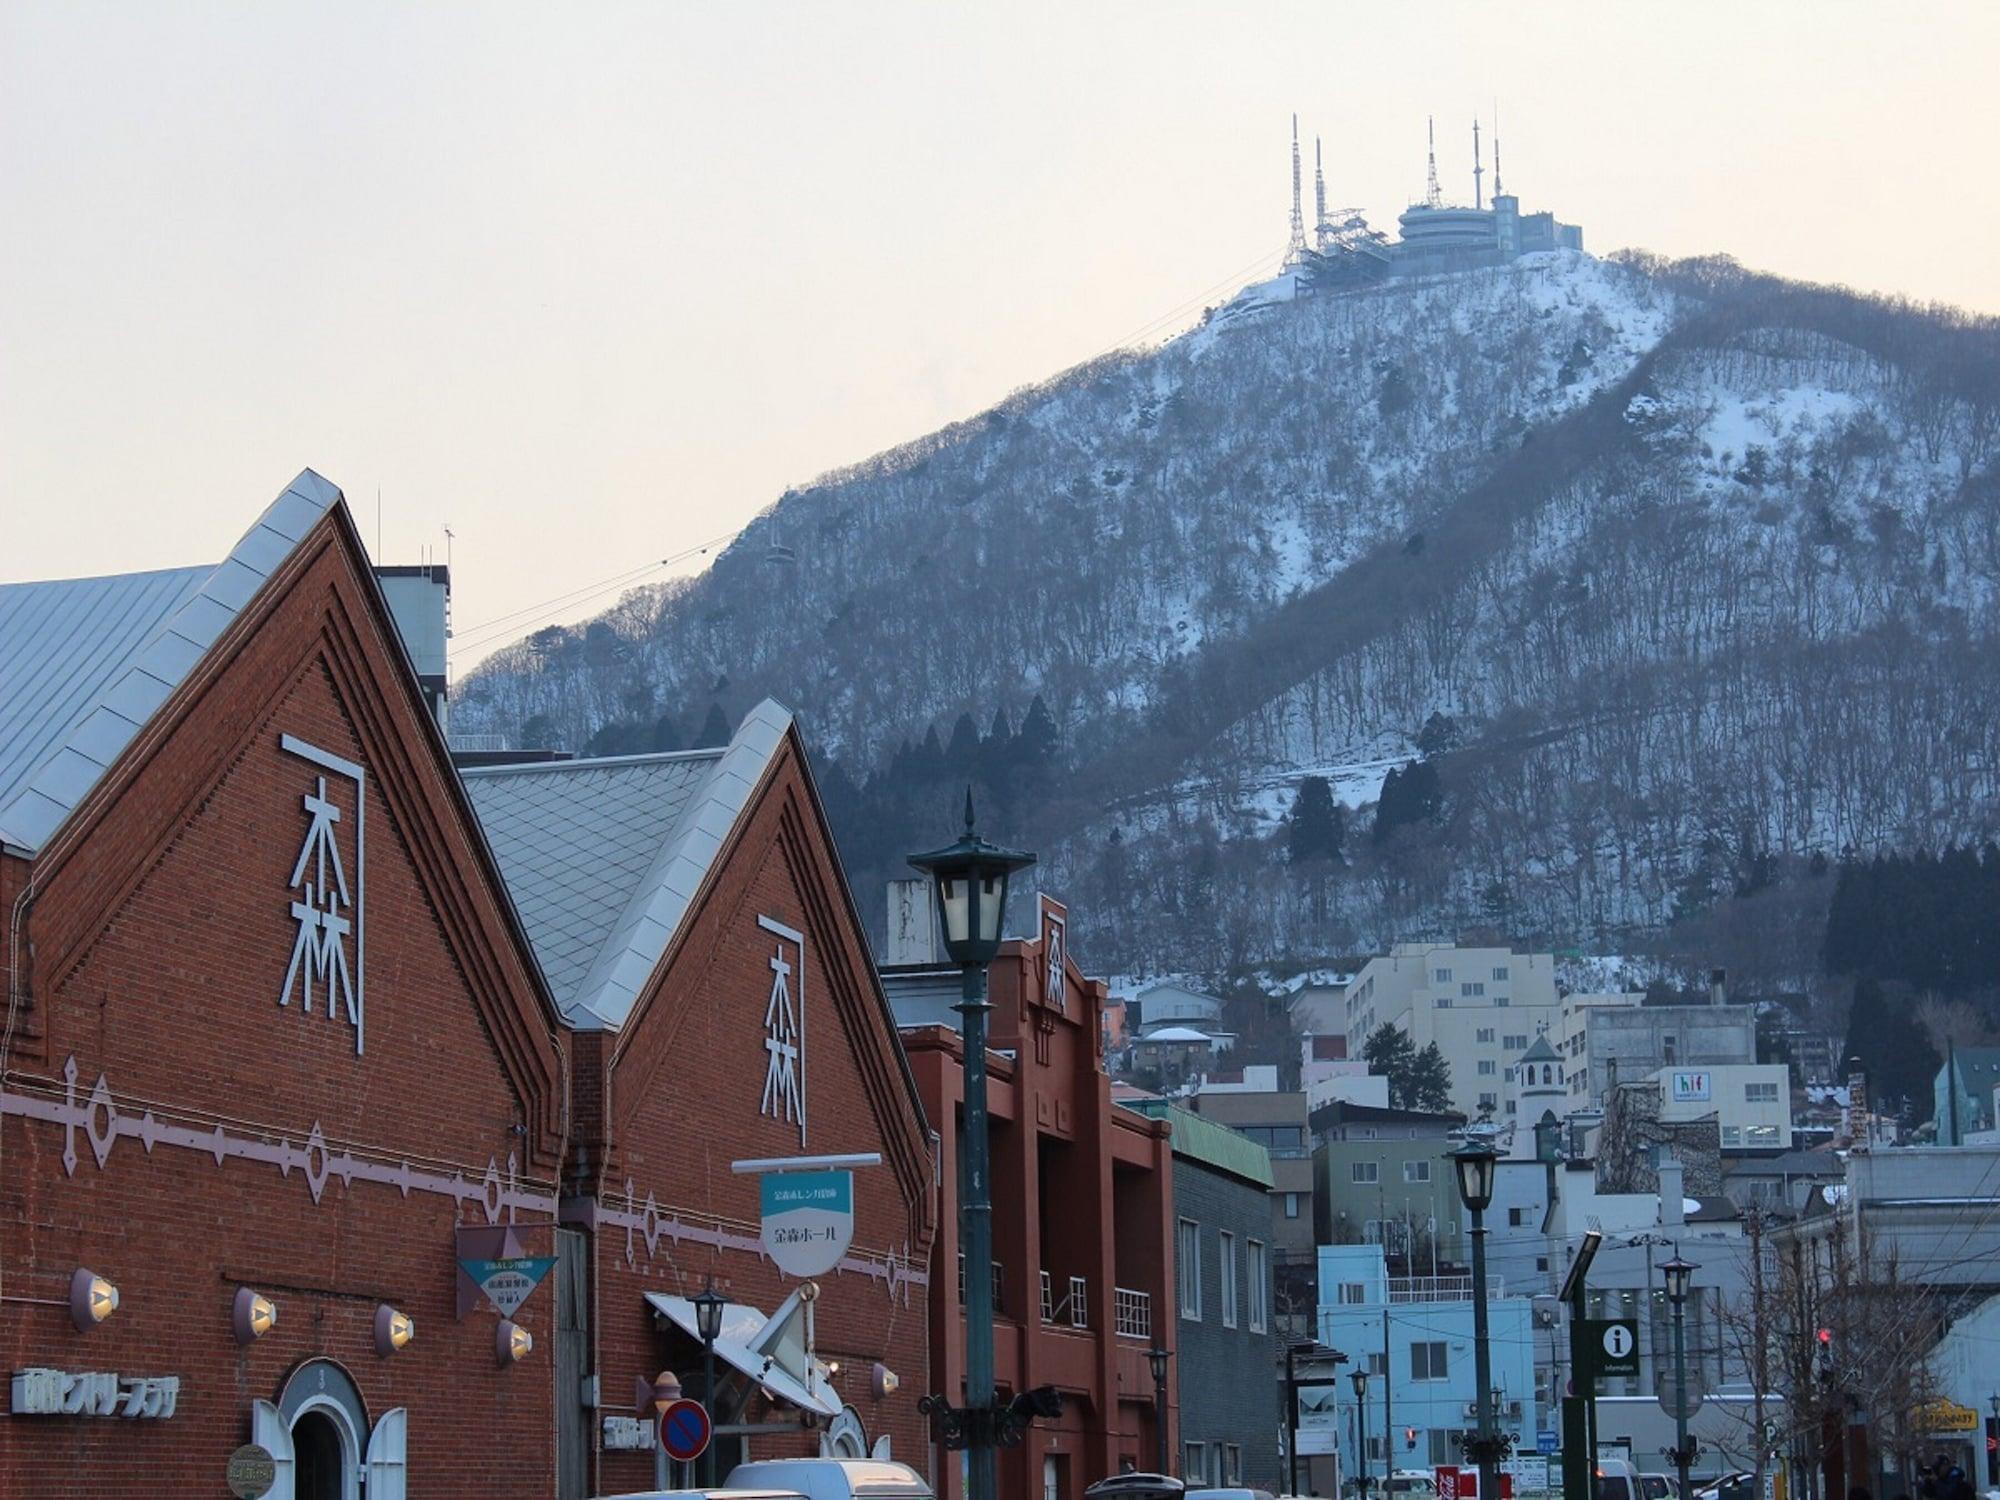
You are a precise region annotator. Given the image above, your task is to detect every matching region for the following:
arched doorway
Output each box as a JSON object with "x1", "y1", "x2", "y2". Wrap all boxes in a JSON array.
[
  {"x1": 251, "y1": 1357, "x2": 404, "y2": 1500},
  {"x1": 294, "y1": 1409, "x2": 346, "y2": 1500}
]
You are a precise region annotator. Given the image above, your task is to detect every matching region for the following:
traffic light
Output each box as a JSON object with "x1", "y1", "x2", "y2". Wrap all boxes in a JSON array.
[
  {"x1": 1407, "y1": 1428, "x2": 1419, "y2": 1451},
  {"x1": 1815, "y1": 1328, "x2": 1832, "y2": 1345}
]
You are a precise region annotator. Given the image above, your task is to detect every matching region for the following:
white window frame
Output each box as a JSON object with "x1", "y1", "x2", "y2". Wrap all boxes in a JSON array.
[
  {"x1": 1248, "y1": 1239, "x2": 1268, "y2": 1333},
  {"x1": 1185, "y1": 1443, "x2": 1205, "y2": 1481},
  {"x1": 1177, "y1": 1218, "x2": 1202, "y2": 1321},
  {"x1": 1403, "y1": 1159, "x2": 1431, "y2": 1183},
  {"x1": 1220, "y1": 1230, "x2": 1239, "y2": 1328},
  {"x1": 1352, "y1": 1160, "x2": 1379, "y2": 1184},
  {"x1": 1284, "y1": 1191, "x2": 1301, "y2": 1219},
  {"x1": 1410, "y1": 1339, "x2": 1449, "y2": 1381}
]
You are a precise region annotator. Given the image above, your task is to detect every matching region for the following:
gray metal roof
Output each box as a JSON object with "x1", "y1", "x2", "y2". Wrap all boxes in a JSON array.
[
  {"x1": 0, "y1": 469, "x2": 341, "y2": 855},
  {"x1": 461, "y1": 699, "x2": 792, "y2": 1031}
]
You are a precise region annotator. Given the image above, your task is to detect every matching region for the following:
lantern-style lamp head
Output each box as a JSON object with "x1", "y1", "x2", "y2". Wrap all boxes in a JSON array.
[
  {"x1": 693, "y1": 1281, "x2": 726, "y2": 1345},
  {"x1": 1661, "y1": 1252, "x2": 1698, "y2": 1305},
  {"x1": 907, "y1": 790, "x2": 1036, "y2": 968},
  {"x1": 1350, "y1": 1367, "x2": 1369, "y2": 1398},
  {"x1": 652, "y1": 1369, "x2": 683, "y2": 1414},
  {"x1": 1147, "y1": 1346, "x2": 1171, "y2": 1385},
  {"x1": 1451, "y1": 1137, "x2": 1499, "y2": 1213}
]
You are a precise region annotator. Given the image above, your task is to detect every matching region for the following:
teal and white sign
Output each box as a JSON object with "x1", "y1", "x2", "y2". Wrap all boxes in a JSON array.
[
  {"x1": 760, "y1": 1170, "x2": 854, "y2": 1277},
  {"x1": 458, "y1": 1256, "x2": 556, "y2": 1317}
]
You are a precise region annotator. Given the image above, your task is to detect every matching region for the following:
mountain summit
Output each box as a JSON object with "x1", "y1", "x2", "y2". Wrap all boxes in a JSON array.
[{"x1": 457, "y1": 250, "x2": 2000, "y2": 973}]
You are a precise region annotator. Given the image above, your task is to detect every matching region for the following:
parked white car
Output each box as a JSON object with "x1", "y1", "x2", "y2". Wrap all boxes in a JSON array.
[{"x1": 724, "y1": 1458, "x2": 934, "y2": 1500}]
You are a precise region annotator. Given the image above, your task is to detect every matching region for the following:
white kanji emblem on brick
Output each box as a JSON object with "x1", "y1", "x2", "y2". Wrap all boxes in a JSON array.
[
  {"x1": 278, "y1": 735, "x2": 367, "y2": 1054},
  {"x1": 757, "y1": 916, "x2": 807, "y2": 1145}
]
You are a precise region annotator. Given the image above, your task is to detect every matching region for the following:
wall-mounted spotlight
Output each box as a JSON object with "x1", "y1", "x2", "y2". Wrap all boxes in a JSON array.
[
  {"x1": 70, "y1": 1269, "x2": 119, "y2": 1332},
  {"x1": 233, "y1": 1287, "x2": 279, "y2": 1345},
  {"x1": 496, "y1": 1319, "x2": 533, "y2": 1365},
  {"x1": 373, "y1": 1304, "x2": 414, "y2": 1358}
]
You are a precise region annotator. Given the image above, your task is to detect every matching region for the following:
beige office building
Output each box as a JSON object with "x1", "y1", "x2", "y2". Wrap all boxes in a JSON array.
[{"x1": 1344, "y1": 943, "x2": 1559, "y2": 1119}]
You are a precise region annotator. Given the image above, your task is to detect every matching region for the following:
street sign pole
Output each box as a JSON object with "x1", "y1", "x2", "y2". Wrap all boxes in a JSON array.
[{"x1": 1559, "y1": 1232, "x2": 1603, "y2": 1500}]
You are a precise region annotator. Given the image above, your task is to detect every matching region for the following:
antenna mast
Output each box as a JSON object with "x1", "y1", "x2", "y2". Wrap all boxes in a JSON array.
[
  {"x1": 1473, "y1": 118, "x2": 1484, "y2": 210},
  {"x1": 1287, "y1": 114, "x2": 1309, "y2": 264},
  {"x1": 1424, "y1": 115, "x2": 1442, "y2": 208},
  {"x1": 1314, "y1": 135, "x2": 1327, "y2": 244},
  {"x1": 1493, "y1": 101, "x2": 1504, "y2": 196}
]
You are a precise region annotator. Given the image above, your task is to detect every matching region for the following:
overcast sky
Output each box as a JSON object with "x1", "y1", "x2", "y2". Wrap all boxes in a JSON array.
[{"x1": 6, "y1": 1, "x2": 1997, "y2": 670}]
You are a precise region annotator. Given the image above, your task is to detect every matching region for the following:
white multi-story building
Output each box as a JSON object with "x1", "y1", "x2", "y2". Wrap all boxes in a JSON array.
[
  {"x1": 1652, "y1": 1063, "x2": 1794, "y2": 1151},
  {"x1": 1345, "y1": 943, "x2": 1558, "y2": 1119}
]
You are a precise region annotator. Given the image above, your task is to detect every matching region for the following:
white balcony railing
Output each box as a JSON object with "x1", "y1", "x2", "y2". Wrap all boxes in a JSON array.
[
  {"x1": 1386, "y1": 1275, "x2": 1503, "y2": 1304},
  {"x1": 1039, "y1": 1270, "x2": 1089, "y2": 1329},
  {"x1": 1114, "y1": 1286, "x2": 1153, "y2": 1340}
]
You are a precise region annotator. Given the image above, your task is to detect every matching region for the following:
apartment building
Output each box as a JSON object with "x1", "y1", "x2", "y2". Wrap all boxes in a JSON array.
[{"x1": 1345, "y1": 944, "x2": 1558, "y2": 1119}]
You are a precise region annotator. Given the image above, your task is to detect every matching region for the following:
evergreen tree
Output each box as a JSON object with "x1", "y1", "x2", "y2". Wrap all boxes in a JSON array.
[
  {"x1": 1843, "y1": 977, "x2": 1941, "y2": 1123},
  {"x1": 1409, "y1": 1043, "x2": 1454, "y2": 1114},
  {"x1": 946, "y1": 712, "x2": 981, "y2": 765},
  {"x1": 650, "y1": 713, "x2": 683, "y2": 753},
  {"x1": 1287, "y1": 776, "x2": 1345, "y2": 866},
  {"x1": 694, "y1": 702, "x2": 732, "y2": 749},
  {"x1": 1018, "y1": 694, "x2": 1059, "y2": 767},
  {"x1": 1362, "y1": 1023, "x2": 1419, "y2": 1108},
  {"x1": 520, "y1": 713, "x2": 558, "y2": 750}
]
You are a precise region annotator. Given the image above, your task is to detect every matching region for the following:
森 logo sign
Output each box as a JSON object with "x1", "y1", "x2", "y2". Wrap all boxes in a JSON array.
[{"x1": 759, "y1": 1170, "x2": 854, "y2": 1278}]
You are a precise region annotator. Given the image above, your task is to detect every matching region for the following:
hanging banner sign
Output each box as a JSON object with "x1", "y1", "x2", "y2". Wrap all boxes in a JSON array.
[{"x1": 761, "y1": 1170, "x2": 854, "y2": 1278}]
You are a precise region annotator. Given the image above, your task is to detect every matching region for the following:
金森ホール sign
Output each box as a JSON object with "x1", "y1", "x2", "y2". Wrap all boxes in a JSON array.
[{"x1": 759, "y1": 1169, "x2": 854, "y2": 1277}]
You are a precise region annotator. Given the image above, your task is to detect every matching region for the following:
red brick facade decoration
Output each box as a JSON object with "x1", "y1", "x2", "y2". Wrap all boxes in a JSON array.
[
  {"x1": 567, "y1": 732, "x2": 936, "y2": 1497},
  {"x1": 900, "y1": 896, "x2": 1177, "y2": 1500},
  {"x1": 0, "y1": 476, "x2": 936, "y2": 1498}
]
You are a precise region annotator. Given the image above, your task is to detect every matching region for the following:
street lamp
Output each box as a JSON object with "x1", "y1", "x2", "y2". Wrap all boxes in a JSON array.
[
  {"x1": 1351, "y1": 1368, "x2": 1371, "y2": 1500},
  {"x1": 1451, "y1": 1137, "x2": 1508, "y2": 1500},
  {"x1": 693, "y1": 1280, "x2": 727, "y2": 1486},
  {"x1": 1148, "y1": 1346, "x2": 1173, "y2": 1475},
  {"x1": 1661, "y1": 1251, "x2": 1700, "y2": 1500},
  {"x1": 910, "y1": 792, "x2": 1035, "y2": 1500}
]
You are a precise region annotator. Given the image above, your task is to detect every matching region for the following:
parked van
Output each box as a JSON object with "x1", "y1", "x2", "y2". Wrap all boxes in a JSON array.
[
  {"x1": 1596, "y1": 1458, "x2": 1641, "y2": 1500},
  {"x1": 724, "y1": 1459, "x2": 934, "y2": 1500}
]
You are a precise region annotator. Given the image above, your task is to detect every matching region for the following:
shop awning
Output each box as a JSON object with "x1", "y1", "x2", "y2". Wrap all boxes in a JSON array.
[{"x1": 646, "y1": 1288, "x2": 841, "y2": 1419}]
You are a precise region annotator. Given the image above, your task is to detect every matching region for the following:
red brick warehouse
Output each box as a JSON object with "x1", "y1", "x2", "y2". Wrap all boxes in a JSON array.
[{"x1": 0, "y1": 472, "x2": 938, "y2": 1498}]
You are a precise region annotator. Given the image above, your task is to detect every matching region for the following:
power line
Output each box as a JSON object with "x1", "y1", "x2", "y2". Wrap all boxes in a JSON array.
[{"x1": 447, "y1": 529, "x2": 739, "y2": 658}]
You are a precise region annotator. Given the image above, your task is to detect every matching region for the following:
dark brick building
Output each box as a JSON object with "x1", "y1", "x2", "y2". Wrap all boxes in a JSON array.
[{"x1": 1124, "y1": 1099, "x2": 1279, "y2": 1492}]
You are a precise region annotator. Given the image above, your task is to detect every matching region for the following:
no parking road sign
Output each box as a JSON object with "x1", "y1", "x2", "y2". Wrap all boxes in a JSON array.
[{"x1": 659, "y1": 1398, "x2": 713, "y2": 1463}]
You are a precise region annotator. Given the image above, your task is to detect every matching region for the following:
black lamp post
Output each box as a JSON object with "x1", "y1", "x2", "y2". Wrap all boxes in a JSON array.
[
  {"x1": 910, "y1": 792, "x2": 1035, "y2": 1500},
  {"x1": 1351, "y1": 1368, "x2": 1371, "y2": 1500},
  {"x1": 1451, "y1": 1137, "x2": 1509, "y2": 1500},
  {"x1": 693, "y1": 1280, "x2": 727, "y2": 1486},
  {"x1": 1661, "y1": 1251, "x2": 1699, "y2": 1500},
  {"x1": 1149, "y1": 1346, "x2": 1172, "y2": 1475}
]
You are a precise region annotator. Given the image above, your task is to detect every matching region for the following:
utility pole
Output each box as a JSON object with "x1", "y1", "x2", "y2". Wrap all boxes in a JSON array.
[{"x1": 1383, "y1": 1309, "x2": 1394, "y2": 1491}]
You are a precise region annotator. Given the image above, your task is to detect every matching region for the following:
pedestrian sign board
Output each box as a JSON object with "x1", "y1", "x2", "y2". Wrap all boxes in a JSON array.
[
  {"x1": 1587, "y1": 1318, "x2": 1640, "y2": 1379},
  {"x1": 760, "y1": 1170, "x2": 854, "y2": 1278},
  {"x1": 659, "y1": 1398, "x2": 713, "y2": 1462},
  {"x1": 1536, "y1": 1431, "x2": 1558, "y2": 1455}
]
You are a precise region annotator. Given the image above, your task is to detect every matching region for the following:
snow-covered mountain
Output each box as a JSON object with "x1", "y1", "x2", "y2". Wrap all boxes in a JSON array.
[{"x1": 455, "y1": 250, "x2": 2000, "y2": 974}]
